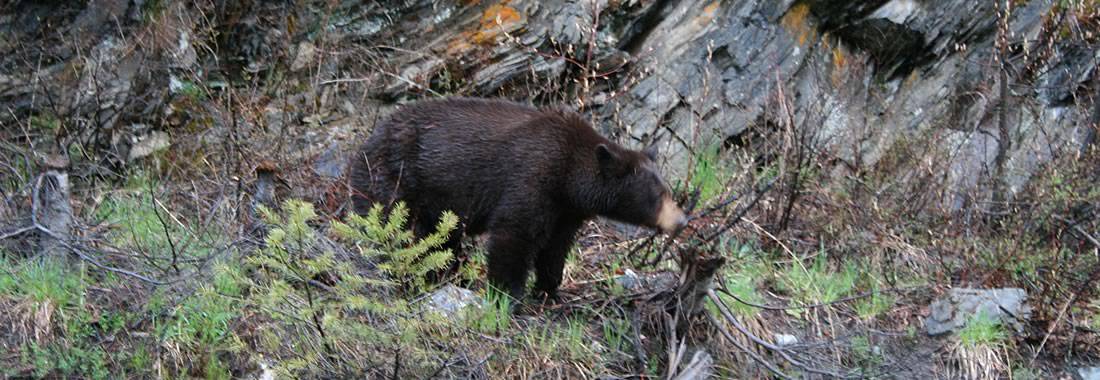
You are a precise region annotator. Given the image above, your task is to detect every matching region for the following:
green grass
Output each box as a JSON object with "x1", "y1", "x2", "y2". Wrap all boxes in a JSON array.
[
  {"x1": 709, "y1": 255, "x2": 768, "y2": 318},
  {"x1": 688, "y1": 142, "x2": 730, "y2": 203},
  {"x1": 176, "y1": 79, "x2": 208, "y2": 101},
  {"x1": 0, "y1": 150, "x2": 33, "y2": 195},
  {"x1": 705, "y1": 240, "x2": 770, "y2": 318},
  {"x1": 140, "y1": 0, "x2": 167, "y2": 22},
  {"x1": 849, "y1": 335, "x2": 884, "y2": 369},
  {"x1": 853, "y1": 285, "x2": 894, "y2": 320},
  {"x1": 0, "y1": 257, "x2": 122, "y2": 379},
  {"x1": 154, "y1": 263, "x2": 244, "y2": 378},
  {"x1": 94, "y1": 173, "x2": 224, "y2": 273},
  {"x1": 29, "y1": 113, "x2": 61, "y2": 133},
  {"x1": 853, "y1": 262, "x2": 896, "y2": 320},
  {"x1": 469, "y1": 289, "x2": 513, "y2": 335},
  {"x1": 96, "y1": 180, "x2": 187, "y2": 253},
  {"x1": 957, "y1": 311, "x2": 1008, "y2": 347},
  {"x1": 776, "y1": 250, "x2": 858, "y2": 308},
  {"x1": 0, "y1": 257, "x2": 86, "y2": 306},
  {"x1": 1012, "y1": 365, "x2": 1041, "y2": 380},
  {"x1": 521, "y1": 317, "x2": 594, "y2": 363},
  {"x1": 601, "y1": 318, "x2": 631, "y2": 353},
  {"x1": 24, "y1": 341, "x2": 111, "y2": 379},
  {"x1": 602, "y1": 254, "x2": 628, "y2": 297}
]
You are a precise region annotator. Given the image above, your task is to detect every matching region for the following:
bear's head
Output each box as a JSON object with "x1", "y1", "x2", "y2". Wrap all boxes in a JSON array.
[{"x1": 591, "y1": 143, "x2": 687, "y2": 233}]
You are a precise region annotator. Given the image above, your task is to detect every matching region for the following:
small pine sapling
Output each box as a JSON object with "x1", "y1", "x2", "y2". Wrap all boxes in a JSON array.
[{"x1": 332, "y1": 202, "x2": 459, "y2": 295}]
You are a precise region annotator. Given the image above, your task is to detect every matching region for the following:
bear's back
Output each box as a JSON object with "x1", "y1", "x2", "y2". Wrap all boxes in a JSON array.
[
  {"x1": 378, "y1": 98, "x2": 539, "y2": 140},
  {"x1": 384, "y1": 97, "x2": 598, "y2": 167}
]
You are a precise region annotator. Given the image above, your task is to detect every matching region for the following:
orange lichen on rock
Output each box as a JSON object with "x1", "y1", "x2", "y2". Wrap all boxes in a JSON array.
[
  {"x1": 446, "y1": 35, "x2": 475, "y2": 56},
  {"x1": 472, "y1": 2, "x2": 524, "y2": 44},
  {"x1": 695, "y1": 1, "x2": 720, "y2": 25},
  {"x1": 830, "y1": 44, "x2": 848, "y2": 87},
  {"x1": 780, "y1": 3, "x2": 816, "y2": 46},
  {"x1": 831, "y1": 45, "x2": 846, "y2": 69}
]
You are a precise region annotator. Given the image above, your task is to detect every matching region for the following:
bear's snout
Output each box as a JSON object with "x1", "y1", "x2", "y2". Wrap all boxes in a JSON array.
[{"x1": 656, "y1": 196, "x2": 687, "y2": 233}]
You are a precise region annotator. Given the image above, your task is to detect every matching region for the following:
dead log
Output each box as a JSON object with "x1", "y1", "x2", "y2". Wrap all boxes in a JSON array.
[
  {"x1": 34, "y1": 155, "x2": 73, "y2": 258},
  {"x1": 630, "y1": 249, "x2": 726, "y2": 338},
  {"x1": 669, "y1": 252, "x2": 726, "y2": 332},
  {"x1": 247, "y1": 160, "x2": 279, "y2": 241}
]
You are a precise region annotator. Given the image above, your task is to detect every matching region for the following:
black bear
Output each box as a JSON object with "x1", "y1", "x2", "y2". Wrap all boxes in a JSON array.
[{"x1": 348, "y1": 97, "x2": 686, "y2": 300}]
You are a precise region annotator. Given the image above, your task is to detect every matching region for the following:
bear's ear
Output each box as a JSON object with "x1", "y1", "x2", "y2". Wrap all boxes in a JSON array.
[
  {"x1": 596, "y1": 144, "x2": 616, "y2": 163},
  {"x1": 596, "y1": 144, "x2": 623, "y2": 172},
  {"x1": 643, "y1": 145, "x2": 658, "y2": 161}
]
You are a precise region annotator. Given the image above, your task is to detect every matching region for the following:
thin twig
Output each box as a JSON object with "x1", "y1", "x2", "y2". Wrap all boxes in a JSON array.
[
  {"x1": 33, "y1": 222, "x2": 164, "y2": 284},
  {"x1": 1029, "y1": 290, "x2": 1076, "y2": 366},
  {"x1": 1030, "y1": 215, "x2": 1100, "y2": 364},
  {"x1": 701, "y1": 179, "x2": 776, "y2": 247},
  {"x1": 717, "y1": 285, "x2": 920, "y2": 311},
  {"x1": 0, "y1": 225, "x2": 35, "y2": 240},
  {"x1": 149, "y1": 190, "x2": 181, "y2": 274},
  {"x1": 1053, "y1": 214, "x2": 1100, "y2": 249}
]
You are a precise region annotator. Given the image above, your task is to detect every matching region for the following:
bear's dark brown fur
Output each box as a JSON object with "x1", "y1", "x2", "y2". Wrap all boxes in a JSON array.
[{"x1": 349, "y1": 97, "x2": 686, "y2": 300}]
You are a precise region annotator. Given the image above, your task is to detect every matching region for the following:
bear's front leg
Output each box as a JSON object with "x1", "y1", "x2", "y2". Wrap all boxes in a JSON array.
[{"x1": 533, "y1": 219, "x2": 583, "y2": 300}]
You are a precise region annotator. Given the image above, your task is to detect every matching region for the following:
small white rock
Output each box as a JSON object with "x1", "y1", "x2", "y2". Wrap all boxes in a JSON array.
[
  {"x1": 1079, "y1": 367, "x2": 1100, "y2": 380},
  {"x1": 290, "y1": 41, "x2": 317, "y2": 71},
  {"x1": 774, "y1": 333, "x2": 798, "y2": 347},
  {"x1": 168, "y1": 75, "x2": 184, "y2": 93},
  {"x1": 128, "y1": 131, "x2": 171, "y2": 161},
  {"x1": 426, "y1": 284, "x2": 481, "y2": 317},
  {"x1": 616, "y1": 268, "x2": 641, "y2": 290}
]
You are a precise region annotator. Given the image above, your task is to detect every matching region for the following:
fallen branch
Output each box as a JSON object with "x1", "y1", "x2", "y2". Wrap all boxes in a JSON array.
[
  {"x1": 705, "y1": 312, "x2": 791, "y2": 379},
  {"x1": 629, "y1": 307, "x2": 649, "y2": 375},
  {"x1": 672, "y1": 256, "x2": 725, "y2": 317},
  {"x1": 669, "y1": 350, "x2": 713, "y2": 380},
  {"x1": 1029, "y1": 290, "x2": 1076, "y2": 366},
  {"x1": 708, "y1": 290, "x2": 849, "y2": 378}
]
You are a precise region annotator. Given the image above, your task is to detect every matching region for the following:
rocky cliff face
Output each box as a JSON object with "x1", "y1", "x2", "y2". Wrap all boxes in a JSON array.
[
  {"x1": 2, "y1": 0, "x2": 1097, "y2": 210},
  {"x1": 348, "y1": 0, "x2": 1098, "y2": 211},
  {"x1": 603, "y1": 0, "x2": 1095, "y2": 211}
]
